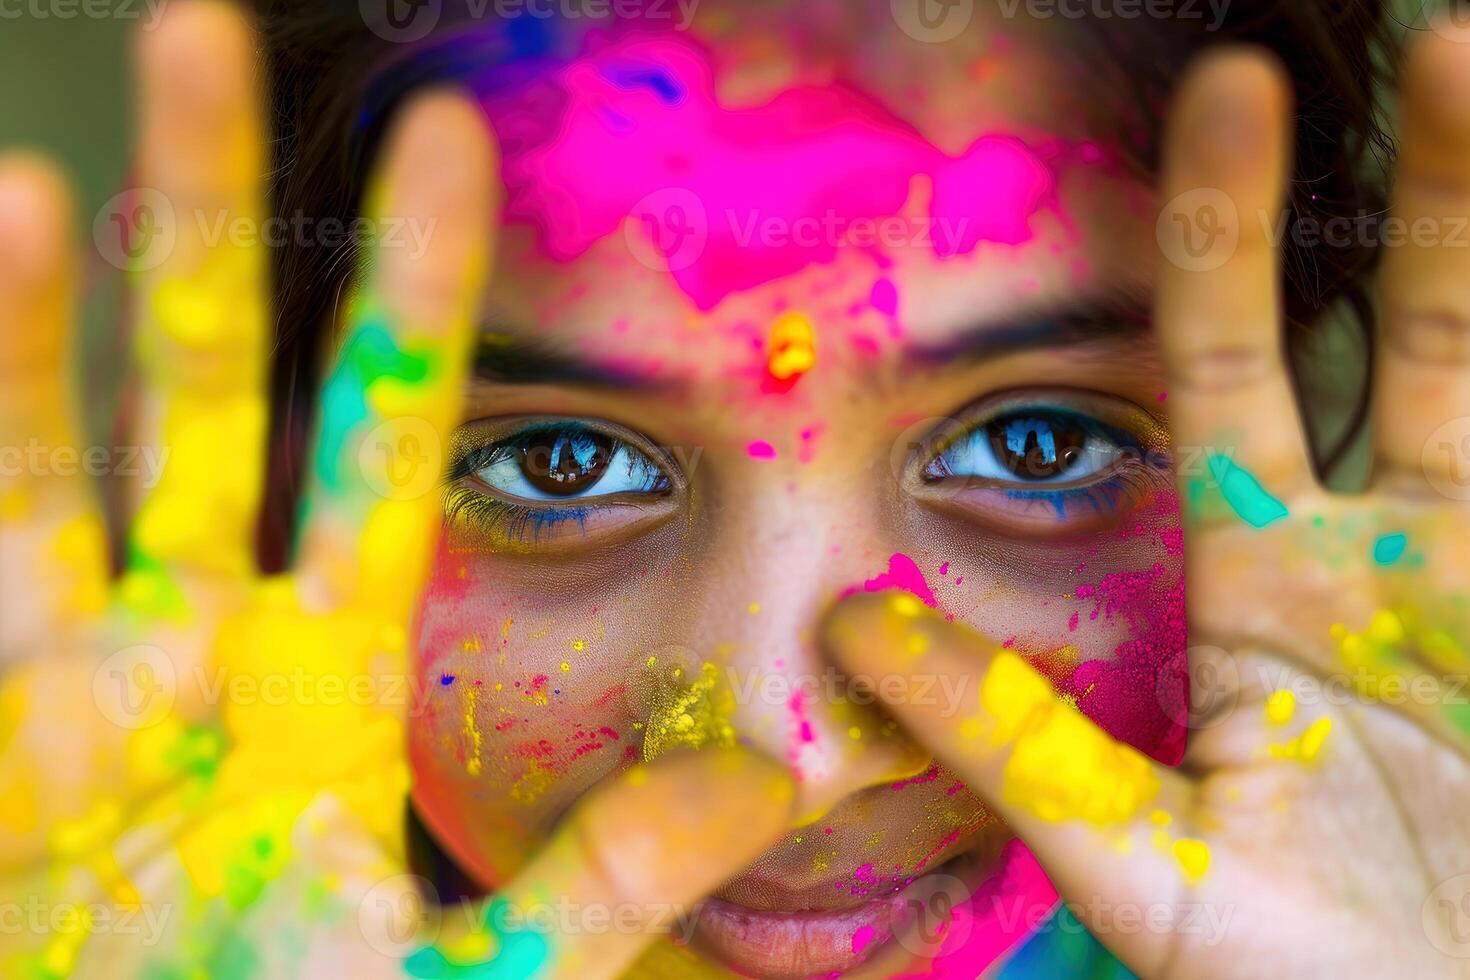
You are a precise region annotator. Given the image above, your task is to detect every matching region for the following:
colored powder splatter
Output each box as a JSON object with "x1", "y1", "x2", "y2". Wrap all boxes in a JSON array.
[
  {"x1": 1069, "y1": 562, "x2": 1188, "y2": 765},
  {"x1": 1206, "y1": 454, "x2": 1289, "y2": 528},
  {"x1": 641, "y1": 662, "x2": 736, "y2": 760},
  {"x1": 858, "y1": 553, "x2": 938, "y2": 608},
  {"x1": 1373, "y1": 532, "x2": 1407, "y2": 566},
  {"x1": 463, "y1": 684, "x2": 484, "y2": 777},
  {"x1": 486, "y1": 35, "x2": 1058, "y2": 310},
  {"x1": 981, "y1": 652, "x2": 1160, "y2": 825},
  {"x1": 870, "y1": 277, "x2": 899, "y2": 315},
  {"x1": 893, "y1": 839, "x2": 1057, "y2": 979},
  {"x1": 1269, "y1": 717, "x2": 1332, "y2": 762},
  {"x1": 747, "y1": 440, "x2": 777, "y2": 460},
  {"x1": 405, "y1": 899, "x2": 550, "y2": 979},
  {"x1": 313, "y1": 314, "x2": 435, "y2": 491},
  {"x1": 766, "y1": 310, "x2": 817, "y2": 381},
  {"x1": 852, "y1": 924, "x2": 877, "y2": 956},
  {"x1": 1172, "y1": 838, "x2": 1211, "y2": 884},
  {"x1": 1265, "y1": 689, "x2": 1295, "y2": 726}
]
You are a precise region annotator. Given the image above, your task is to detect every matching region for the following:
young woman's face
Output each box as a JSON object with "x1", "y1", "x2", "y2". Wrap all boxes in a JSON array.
[{"x1": 408, "y1": 8, "x2": 1185, "y2": 976}]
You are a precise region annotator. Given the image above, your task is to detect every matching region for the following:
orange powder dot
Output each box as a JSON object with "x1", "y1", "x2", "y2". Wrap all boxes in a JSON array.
[{"x1": 766, "y1": 312, "x2": 817, "y2": 381}]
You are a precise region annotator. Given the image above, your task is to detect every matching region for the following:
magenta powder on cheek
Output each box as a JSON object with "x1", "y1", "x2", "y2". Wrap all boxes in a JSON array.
[
  {"x1": 485, "y1": 34, "x2": 1058, "y2": 310},
  {"x1": 854, "y1": 552, "x2": 940, "y2": 608}
]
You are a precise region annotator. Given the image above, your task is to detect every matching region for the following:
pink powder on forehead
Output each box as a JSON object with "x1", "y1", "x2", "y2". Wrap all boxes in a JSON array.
[{"x1": 487, "y1": 34, "x2": 1058, "y2": 310}]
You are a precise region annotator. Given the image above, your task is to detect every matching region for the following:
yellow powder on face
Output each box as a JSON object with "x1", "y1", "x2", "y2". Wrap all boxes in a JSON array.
[
  {"x1": 982, "y1": 652, "x2": 1160, "y2": 825},
  {"x1": 463, "y1": 684, "x2": 483, "y2": 776},
  {"x1": 641, "y1": 662, "x2": 736, "y2": 761}
]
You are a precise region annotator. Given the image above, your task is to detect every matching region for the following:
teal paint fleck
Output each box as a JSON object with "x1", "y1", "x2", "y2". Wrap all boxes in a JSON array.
[
  {"x1": 404, "y1": 900, "x2": 550, "y2": 979},
  {"x1": 1206, "y1": 454, "x2": 1289, "y2": 528},
  {"x1": 1373, "y1": 532, "x2": 1408, "y2": 566}
]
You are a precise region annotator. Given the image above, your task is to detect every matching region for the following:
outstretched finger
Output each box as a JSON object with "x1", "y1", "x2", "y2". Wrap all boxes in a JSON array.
[
  {"x1": 292, "y1": 90, "x2": 495, "y2": 624},
  {"x1": 823, "y1": 593, "x2": 1206, "y2": 979},
  {"x1": 0, "y1": 156, "x2": 109, "y2": 659},
  {"x1": 1373, "y1": 22, "x2": 1470, "y2": 496},
  {"x1": 1155, "y1": 51, "x2": 1313, "y2": 535},
  {"x1": 400, "y1": 749, "x2": 796, "y2": 980},
  {"x1": 124, "y1": 0, "x2": 270, "y2": 598}
]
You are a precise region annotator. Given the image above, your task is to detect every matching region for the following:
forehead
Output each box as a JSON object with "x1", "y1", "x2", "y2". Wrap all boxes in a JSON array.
[{"x1": 474, "y1": 9, "x2": 1159, "y2": 380}]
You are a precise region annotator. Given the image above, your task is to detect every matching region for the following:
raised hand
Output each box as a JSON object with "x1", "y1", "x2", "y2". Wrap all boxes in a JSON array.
[
  {"x1": 822, "y1": 32, "x2": 1470, "y2": 980},
  {"x1": 0, "y1": 6, "x2": 792, "y2": 978}
]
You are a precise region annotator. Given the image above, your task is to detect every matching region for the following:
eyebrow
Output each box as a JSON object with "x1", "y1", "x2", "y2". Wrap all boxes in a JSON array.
[
  {"x1": 901, "y1": 295, "x2": 1152, "y2": 365},
  {"x1": 473, "y1": 327, "x2": 666, "y2": 389},
  {"x1": 472, "y1": 295, "x2": 1152, "y2": 387}
]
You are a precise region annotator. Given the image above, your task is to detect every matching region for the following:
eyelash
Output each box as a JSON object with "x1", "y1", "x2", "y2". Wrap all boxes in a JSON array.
[
  {"x1": 445, "y1": 397, "x2": 1164, "y2": 545},
  {"x1": 444, "y1": 420, "x2": 671, "y2": 544},
  {"x1": 915, "y1": 396, "x2": 1167, "y2": 525},
  {"x1": 443, "y1": 487, "x2": 594, "y2": 541}
]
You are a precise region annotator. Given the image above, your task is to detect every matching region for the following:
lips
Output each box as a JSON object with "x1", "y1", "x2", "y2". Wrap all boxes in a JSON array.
[{"x1": 689, "y1": 831, "x2": 1010, "y2": 978}]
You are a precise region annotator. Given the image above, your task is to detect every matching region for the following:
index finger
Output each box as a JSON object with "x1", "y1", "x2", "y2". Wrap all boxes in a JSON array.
[{"x1": 822, "y1": 593, "x2": 1200, "y2": 979}]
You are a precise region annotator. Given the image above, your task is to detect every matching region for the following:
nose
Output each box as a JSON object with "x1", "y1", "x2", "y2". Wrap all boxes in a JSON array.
[{"x1": 668, "y1": 476, "x2": 933, "y2": 824}]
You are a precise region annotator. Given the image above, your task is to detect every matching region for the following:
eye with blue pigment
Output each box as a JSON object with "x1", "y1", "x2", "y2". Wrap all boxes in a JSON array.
[
  {"x1": 461, "y1": 421, "x2": 672, "y2": 501},
  {"x1": 925, "y1": 408, "x2": 1126, "y2": 486},
  {"x1": 452, "y1": 417, "x2": 673, "y2": 502}
]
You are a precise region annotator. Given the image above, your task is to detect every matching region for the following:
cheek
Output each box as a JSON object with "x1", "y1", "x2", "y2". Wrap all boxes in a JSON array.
[
  {"x1": 931, "y1": 489, "x2": 1188, "y2": 765},
  {"x1": 408, "y1": 531, "x2": 686, "y2": 881}
]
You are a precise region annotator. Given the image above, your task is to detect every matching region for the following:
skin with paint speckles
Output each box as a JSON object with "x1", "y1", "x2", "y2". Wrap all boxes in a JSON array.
[
  {"x1": 408, "y1": 7, "x2": 1183, "y2": 977},
  {"x1": 9, "y1": 3, "x2": 1470, "y2": 980}
]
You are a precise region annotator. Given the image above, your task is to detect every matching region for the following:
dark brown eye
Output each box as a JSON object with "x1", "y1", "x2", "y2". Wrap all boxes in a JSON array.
[
  {"x1": 984, "y1": 415, "x2": 1088, "y2": 480},
  {"x1": 518, "y1": 429, "x2": 614, "y2": 496}
]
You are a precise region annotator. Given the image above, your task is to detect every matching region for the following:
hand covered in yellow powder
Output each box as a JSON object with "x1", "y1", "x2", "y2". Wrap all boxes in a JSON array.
[
  {"x1": 823, "y1": 35, "x2": 1470, "y2": 980},
  {"x1": 0, "y1": 5, "x2": 793, "y2": 979}
]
